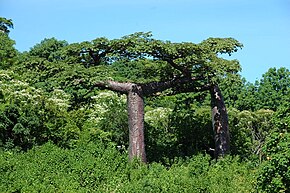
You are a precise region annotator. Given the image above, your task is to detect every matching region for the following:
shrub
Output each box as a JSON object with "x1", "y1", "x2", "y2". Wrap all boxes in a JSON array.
[
  {"x1": 0, "y1": 140, "x2": 256, "y2": 193},
  {"x1": 0, "y1": 141, "x2": 128, "y2": 192},
  {"x1": 228, "y1": 108, "x2": 273, "y2": 159},
  {"x1": 257, "y1": 132, "x2": 290, "y2": 192},
  {"x1": 0, "y1": 71, "x2": 81, "y2": 150}
]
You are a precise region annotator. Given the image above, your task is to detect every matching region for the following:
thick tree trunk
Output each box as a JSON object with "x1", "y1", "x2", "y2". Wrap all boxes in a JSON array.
[
  {"x1": 127, "y1": 85, "x2": 146, "y2": 163},
  {"x1": 210, "y1": 84, "x2": 230, "y2": 158}
]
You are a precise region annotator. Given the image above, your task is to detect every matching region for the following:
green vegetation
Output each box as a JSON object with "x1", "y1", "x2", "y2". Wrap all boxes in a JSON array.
[
  {"x1": 0, "y1": 17, "x2": 289, "y2": 192},
  {"x1": 0, "y1": 142, "x2": 256, "y2": 192}
]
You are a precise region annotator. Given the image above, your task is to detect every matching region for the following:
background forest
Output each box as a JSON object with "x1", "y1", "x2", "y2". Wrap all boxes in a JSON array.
[{"x1": 1, "y1": 18, "x2": 290, "y2": 192}]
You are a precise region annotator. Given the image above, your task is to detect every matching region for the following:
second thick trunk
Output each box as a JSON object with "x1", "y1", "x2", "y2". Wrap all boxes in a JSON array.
[
  {"x1": 127, "y1": 86, "x2": 147, "y2": 163},
  {"x1": 210, "y1": 84, "x2": 230, "y2": 158}
]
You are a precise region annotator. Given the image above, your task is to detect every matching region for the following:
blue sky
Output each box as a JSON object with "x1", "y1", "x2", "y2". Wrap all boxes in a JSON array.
[{"x1": 1, "y1": 0, "x2": 289, "y2": 82}]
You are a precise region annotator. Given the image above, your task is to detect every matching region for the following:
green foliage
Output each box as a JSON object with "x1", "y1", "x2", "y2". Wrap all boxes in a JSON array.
[
  {"x1": 0, "y1": 70, "x2": 81, "y2": 150},
  {"x1": 145, "y1": 105, "x2": 177, "y2": 164},
  {"x1": 0, "y1": 105, "x2": 42, "y2": 150},
  {"x1": 228, "y1": 108, "x2": 273, "y2": 159},
  {"x1": 0, "y1": 142, "x2": 128, "y2": 192},
  {"x1": 125, "y1": 155, "x2": 255, "y2": 193},
  {"x1": 257, "y1": 132, "x2": 290, "y2": 192},
  {"x1": 29, "y1": 38, "x2": 68, "y2": 61},
  {"x1": 15, "y1": 56, "x2": 113, "y2": 107},
  {"x1": 1, "y1": 30, "x2": 289, "y2": 192},
  {"x1": 257, "y1": 103, "x2": 290, "y2": 192},
  {"x1": 200, "y1": 37, "x2": 243, "y2": 56},
  {"x1": 0, "y1": 33, "x2": 17, "y2": 69},
  {"x1": 256, "y1": 67, "x2": 290, "y2": 111},
  {"x1": 83, "y1": 91, "x2": 128, "y2": 145},
  {"x1": 271, "y1": 98, "x2": 290, "y2": 132},
  {"x1": 218, "y1": 67, "x2": 290, "y2": 112},
  {"x1": 145, "y1": 91, "x2": 274, "y2": 163},
  {"x1": 234, "y1": 81, "x2": 257, "y2": 111},
  {"x1": 0, "y1": 142, "x2": 255, "y2": 192},
  {"x1": 111, "y1": 59, "x2": 168, "y2": 83},
  {"x1": 218, "y1": 74, "x2": 245, "y2": 108},
  {"x1": 0, "y1": 17, "x2": 13, "y2": 34},
  {"x1": 83, "y1": 32, "x2": 243, "y2": 86},
  {"x1": 145, "y1": 94, "x2": 214, "y2": 164},
  {"x1": 231, "y1": 67, "x2": 290, "y2": 111}
]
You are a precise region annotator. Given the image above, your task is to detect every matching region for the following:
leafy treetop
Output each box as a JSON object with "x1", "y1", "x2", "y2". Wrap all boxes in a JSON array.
[
  {"x1": 0, "y1": 17, "x2": 13, "y2": 34},
  {"x1": 82, "y1": 32, "x2": 243, "y2": 87}
]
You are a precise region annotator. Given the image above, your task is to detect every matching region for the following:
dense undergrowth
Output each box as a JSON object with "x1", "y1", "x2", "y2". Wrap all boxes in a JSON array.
[{"x1": 0, "y1": 141, "x2": 257, "y2": 193}]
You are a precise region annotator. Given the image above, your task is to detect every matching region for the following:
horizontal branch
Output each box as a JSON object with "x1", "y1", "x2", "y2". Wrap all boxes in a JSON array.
[
  {"x1": 93, "y1": 80, "x2": 133, "y2": 94},
  {"x1": 86, "y1": 76, "x2": 206, "y2": 97}
]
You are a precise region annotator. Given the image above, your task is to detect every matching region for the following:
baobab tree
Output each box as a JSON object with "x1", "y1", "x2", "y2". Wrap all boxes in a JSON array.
[{"x1": 85, "y1": 32, "x2": 242, "y2": 161}]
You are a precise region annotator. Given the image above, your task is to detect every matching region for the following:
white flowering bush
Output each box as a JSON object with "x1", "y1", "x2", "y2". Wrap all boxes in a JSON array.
[
  {"x1": 83, "y1": 91, "x2": 128, "y2": 145},
  {"x1": 46, "y1": 89, "x2": 71, "y2": 112},
  {"x1": 0, "y1": 70, "x2": 79, "y2": 149},
  {"x1": 0, "y1": 70, "x2": 42, "y2": 108},
  {"x1": 145, "y1": 107, "x2": 172, "y2": 131},
  {"x1": 228, "y1": 108, "x2": 274, "y2": 158},
  {"x1": 88, "y1": 91, "x2": 126, "y2": 124},
  {"x1": 1, "y1": 70, "x2": 71, "y2": 112}
]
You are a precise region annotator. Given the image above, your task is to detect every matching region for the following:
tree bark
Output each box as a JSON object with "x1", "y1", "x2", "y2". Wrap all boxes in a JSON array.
[
  {"x1": 127, "y1": 85, "x2": 146, "y2": 163},
  {"x1": 210, "y1": 84, "x2": 230, "y2": 158},
  {"x1": 93, "y1": 81, "x2": 132, "y2": 94}
]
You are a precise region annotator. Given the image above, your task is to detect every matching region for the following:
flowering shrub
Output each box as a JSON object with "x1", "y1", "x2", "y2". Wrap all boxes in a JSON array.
[
  {"x1": 0, "y1": 70, "x2": 79, "y2": 150},
  {"x1": 228, "y1": 108, "x2": 274, "y2": 159},
  {"x1": 83, "y1": 91, "x2": 128, "y2": 145},
  {"x1": 145, "y1": 107, "x2": 172, "y2": 131}
]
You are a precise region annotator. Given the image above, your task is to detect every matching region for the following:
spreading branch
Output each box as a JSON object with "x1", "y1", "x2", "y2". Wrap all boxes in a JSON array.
[
  {"x1": 93, "y1": 81, "x2": 133, "y2": 94},
  {"x1": 84, "y1": 75, "x2": 206, "y2": 98},
  {"x1": 164, "y1": 58, "x2": 191, "y2": 77}
]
